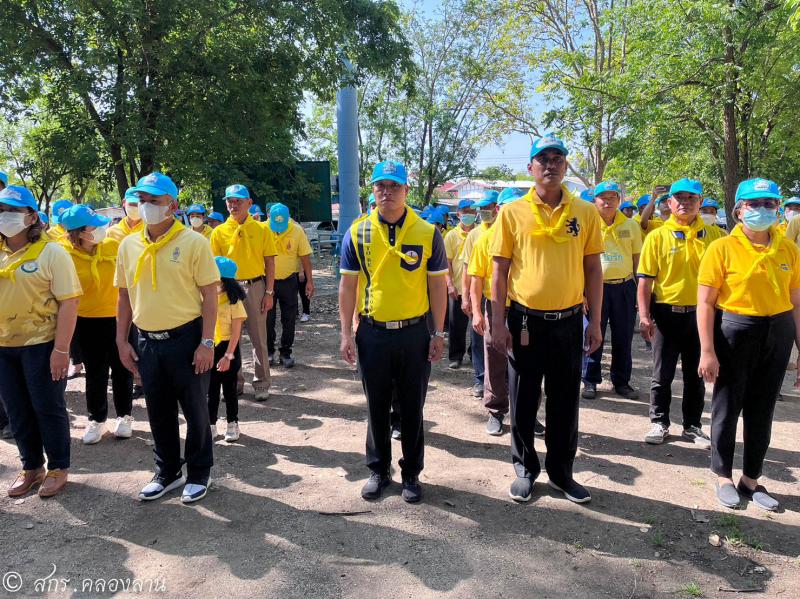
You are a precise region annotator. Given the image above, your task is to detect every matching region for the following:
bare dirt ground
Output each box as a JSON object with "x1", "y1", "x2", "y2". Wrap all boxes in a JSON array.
[{"x1": 1, "y1": 268, "x2": 799, "y2": 598}]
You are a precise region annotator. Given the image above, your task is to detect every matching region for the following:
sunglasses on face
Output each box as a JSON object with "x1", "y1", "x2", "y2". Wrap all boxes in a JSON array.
[{"x1": 743, "y1": 199, "x2": 780, "y2": 210}]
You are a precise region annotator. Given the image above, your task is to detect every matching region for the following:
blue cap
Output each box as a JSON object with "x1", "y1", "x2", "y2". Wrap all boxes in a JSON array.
[
  {"x1": 51, "y1": 199, "x2": 74, "y2": 224},
  {"x1": 579, "y1": 189, "x2": 594, "y2": 202},
  {"x1": 248, "y1": 205, "x2": 264, "y2": 216},
  {"x1": 669, "y1": 178, "x2": 703, "y2": 196},
  {"x1": 498, "y1": 187, "x2": 524, "y2": 205},
  {"x1": 225, "y1": 184, "x2": 250, "y2": 199},
  {"x1": 594, "y1": 181, "x2": 621, "y2": 196},
  {"x1": 371, "y1": 160, "x2": 408, "y2": 185},
  {"x1": 368, "y1": 193, "x2": 376, "y2": 206},
  {"x1": 132, "y1": 172, "x2": 178, "y2": 199},
  {"x1": 0, "y1": 185, "x2": 37, "y2": 210},
  {"x1": 426, "y1": 211, "x2": 446, "y2": 226},
  {"x1": 701, "y1": 198, "x2": 719, "y2": 210},
  {"x1": 473, "y1": 190, "x2": 500, "y2": 208},
  {"x1": 60, "y1": 204, "x2": 111, "y2": 231},
  {"x1": 735, "y1": 178, "x2": 782, "y2": 202},
  {"x1": 783, "y1": 197, "x2": 800, "y2": 207},
  {"x1": 269, "y1": 203, "x2": 290, "y2": 234},
  {"x1": 208, "y1": 211, "x2": 225, "y2": 222},
  {"x1": 420, "y1": 205, "x2": 433, "y2": 219},
  {"x1": 530, "y1": 133, "x2": 569, "y2": 159},
  {"x1": 436, "y1": 205, "x2": 450, "y2": 216},
  {"x1": 215, "y1": 256, "x2": 238, "y2": 279},
  {"x1": 38, "y1": 211, "x2": 48, "y2": 224},
  {"x1": 457, "y1": 199, "x2": 474, "y2": 210},
  {"x1": 124, "y1": 187, "x2": 140, "y2": 204},
  {"x1": 619, "y1": 201, "x2": 635, "y2": 211},
  {"x1": 186, "y1": 204, "x2": 206, "y2": 215},
  {"x1": 0, "y1": 172, "x2": 7, "y2": 186},
  {"x1": 636, "y1": 194, "x2": 651, "y2": 207}
]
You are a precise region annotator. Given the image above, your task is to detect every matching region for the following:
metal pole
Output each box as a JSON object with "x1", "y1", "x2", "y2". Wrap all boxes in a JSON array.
[{"x1": 336, "y1": 57, "x2": 361, "y2": 237}]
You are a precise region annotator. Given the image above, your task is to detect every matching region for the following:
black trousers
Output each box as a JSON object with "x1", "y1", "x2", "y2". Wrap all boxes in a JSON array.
[
  {"x1": 356, "y1": 319, "x2": 431, "y2": 479},
  {"x1": 447, "y1": 295, "x2": 469, "y2": 362},
  {"x1": 583, "y1": 279, "x2": 636, "y2": 386},
  {"x1": 711, "y1": 311, "x2": 794, "y2": 479},
  {"x1": 208, "y1": 341, "x2": 241, "y2": 424},
  {"x1": 298, "y1": 275, "x2": 311, "y2": 315},
  {"x1": 0, "y1": 393, "x2": 8, "y2": 429},
  {"x1": 76, "y1": 316, "x2": 133, "y2": 423},
  {"x1": 649, "y1": 303, "x2": 705, "y2": 428},
  {"x1": 137, "y1": 318, "x2": 213, "y2": 485},
  {"x1": 508, "y1": 306, "x2": 582, "y2": 483},
  {"x1": 267, "y1": 274, "x2": 300, "y2": 357}
]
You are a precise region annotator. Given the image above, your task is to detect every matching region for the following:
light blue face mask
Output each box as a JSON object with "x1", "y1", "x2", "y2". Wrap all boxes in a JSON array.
[
  {"x1": 741, "y1": 207, "x2": 778, "y2": 232},
  {"x1": 460, "y1": 213, "x2": 477, "y2": 226}
]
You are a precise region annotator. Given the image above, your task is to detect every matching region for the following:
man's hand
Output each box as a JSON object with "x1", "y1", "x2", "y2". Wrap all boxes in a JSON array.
[
  {"x1": 305, "y1": 280, "x2": 315, "y2": 299},
  {"x1": 261, "y1": 292, "x2": 274, "y2": 314},
  {"x1": 472, "y1": 311, "x2": 485, "y2": 336},
  {"x1": 117, "y1": 341, "x2": 139, "y2": 375},
  {"x1": 461, "y1": 296, "x2": 472, "y2": 317},
  {"x1": 584, "y1": 321, "x2": 602, "y2": 355},
  {"x1": 340, "y1": 333, "x2": 356, "y2": 365},
  {"x1": 193, "y1": 344, "x2": 214, "y2": 374},
  {"x1": 491, "y1": 323, "x2": 512, "y2": 355},
  {"x1": 446, "y1": 280, "x2": 458, "y2": 300},
  {"x1": 428, "y1": 336, "x2": 444, "y2": 362},
  {"x1": 50, "y1": 349, "x2": 70, "y2": 382},
  {"x1": 639, "y1": 315, "x2": 656, "y2": 342},
  {"x1": 698, "y1": 349, "x2": 719, "y2": 384}
]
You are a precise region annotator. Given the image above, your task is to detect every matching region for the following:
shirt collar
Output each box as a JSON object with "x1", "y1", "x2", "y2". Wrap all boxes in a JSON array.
[{"x1": 377, "y1": 207, "x2": 407, "y2": 227}]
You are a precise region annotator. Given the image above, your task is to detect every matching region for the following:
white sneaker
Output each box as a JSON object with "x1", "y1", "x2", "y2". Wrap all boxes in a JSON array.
[
  {"x1": 300, "y1": 313, "x2": 310, "y2": 323},
  {"x1": 224, "y1": 422, "x2": 240, "y2": 442},
  {"x1": 645, "y1": 423, "x2": 669, "y2": 445},
  {"x1": 69, "y1": 362, "x2": 84, "y2": 377},
  {"x1": 210, "y1": 423, "x2": 218, "y2": 438},
  {"x1": 114, "y1": 415, "x2": 133, "y2": 438},
  {"x1": 82, "y1": 420, "x2": 105, "y2": 445},
  {"x1": 683, "y1": 425, "x2": 711, "y2": 449}
]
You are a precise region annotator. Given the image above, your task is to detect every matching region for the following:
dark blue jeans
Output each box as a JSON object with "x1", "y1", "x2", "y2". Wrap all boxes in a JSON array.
[
  {"x1": 0, "y1": 342, "x2": 70, "y2": 470},
  {"x1": 470, "y1": 323, "x2": 485, "y2": 385},
  {"x1": 583, "y1": 279, "x2": 636, "y2": 387}
]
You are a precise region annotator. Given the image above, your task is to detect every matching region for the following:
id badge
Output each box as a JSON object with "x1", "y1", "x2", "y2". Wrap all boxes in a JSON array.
[{"x1": 520, "y1": 315, "x2": 530, "y2": 346}]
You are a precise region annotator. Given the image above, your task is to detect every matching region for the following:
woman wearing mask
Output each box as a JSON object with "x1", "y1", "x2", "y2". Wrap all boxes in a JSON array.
[
  {"x1": 187, "y1": 204, "x2": 213, "y2": 239},
  {"x1": 61, "y1": 204, "x2": 134, "y2": 444},
  {"x1": 781, "y1": 197, "x2": 800, "y2": 236},
  {"x1": 698, "y1": 178, "x2": 800, "y2": 511},
  {"x1": 108, "y1": 188, "x2": 144, "y2": 242},
  {"x1": 699, "y1": 199, "x2": 726, "y2": 234},
  {"x1": 0, "y1": 185, "x2": 81, "y2": 498}
]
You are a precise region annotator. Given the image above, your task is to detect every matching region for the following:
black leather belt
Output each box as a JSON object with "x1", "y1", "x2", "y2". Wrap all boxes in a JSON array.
[
  {"x1": 241, "y1": 276, "x2": 265, "y2": 284},
  {"x1": 604, "y1": 274, "x2": 634, "y2": 285},
  {"x1": 661, "y1": 304, "x2": 697, "y2": 313},
  {"x1": 361, "y1": 315, "x2": 425, "y2": 330},
  {"x1": 140, "y1": 318, "x2": 200, "y2": 341},
  {"x1": 511, "y1": 302, "x2": 582, "y2": 321}
]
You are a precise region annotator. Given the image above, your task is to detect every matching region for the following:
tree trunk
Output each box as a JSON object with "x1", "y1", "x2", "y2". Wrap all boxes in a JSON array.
[{"x1": 111, "y1": 143, "x2": 129, "y2": 199}]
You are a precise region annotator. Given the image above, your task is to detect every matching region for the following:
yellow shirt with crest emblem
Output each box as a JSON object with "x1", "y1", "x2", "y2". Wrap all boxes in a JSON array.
[
  {"x1": 600, "y1": 212, "x2": 643, "y2": 280},
  {"x1": 264, "y1": 220, "x2": 312, "y2": 280},
  {"x1": 210, "y1": 215, "x2": 277, "y2": 281}
]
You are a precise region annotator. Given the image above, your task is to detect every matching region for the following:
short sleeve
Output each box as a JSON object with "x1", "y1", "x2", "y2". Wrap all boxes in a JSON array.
[
  {"x1": 582, "y1": 209, "x2": 603, "y2": 255},
  {"x1": 787, "y1": 243, "x2": 800, "y2": 290},
  {"x1": 209, "y1": 227, "x2": 223, "y2": 257},
  {"x1": 697, "y1": 239, "x2": 725, "y2": 289},
  {"x1": 261, "y1": 226, "x2": 277, "y2": 257},
  {"x1": 48, "y1": 244, "x2": 82, "y2": 300},
  {"x1": 297, "y1": 228, "x2": 313, "y2": 256},
  {"x1": 231, "y1": 299, "x2": 248, "y2": 320},
  {"x1": 490, "y1": 209, "x2": 514, "y2": 259},
  {"x1": 339, "y1": 229, "x2": 360, "y2": 274},
  {"x1": 114, "y1": 245, "x2": 128, "y2": 288},
  {"x1": 637, "y1": 234, "x2": 659, "y2": 278},
  {"x1": 630, "y1": 221, "x2": 643, "y2": 254},
  {"x1": 193, "y1": 236, "x2": 222, "y2": 287},
  {"x1": 427, "y1": 228, "x2": 448, "y2": 274}
]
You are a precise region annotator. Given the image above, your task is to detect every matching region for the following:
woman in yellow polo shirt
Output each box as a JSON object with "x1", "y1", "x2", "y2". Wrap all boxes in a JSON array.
[
  {"x1": 61, "y1": 204, "x2": 134, "y2": 445},
  {"x1": 698, "y1": 178, "x2": 800, "y2": 511},
  {"x1": 0, "y1": 185, "x2": 81, "y2": 498}
]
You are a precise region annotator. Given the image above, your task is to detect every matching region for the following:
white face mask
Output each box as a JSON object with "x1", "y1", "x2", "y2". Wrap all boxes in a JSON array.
[
  {"x1": 139, "y1": 203, "x2": 171, "y2": 225},
  {"x1": 700, "y1": 213, "x2": 717, "y2": 226},
  {"x1": 125, "y1": 203, "x2": 140, "y2": 220},
  {"x1": 84, "y1": 225, "x2": 108, "y2": 245},
  {"x1": 785, "y1": 209, "x2": 800, "y2": 222},
  {"x1": 0, "y1": 212, "x2": 29, "y2": 237},
  {"x1": 190, "y1": 216, "x2": 204, "y2": 228}
]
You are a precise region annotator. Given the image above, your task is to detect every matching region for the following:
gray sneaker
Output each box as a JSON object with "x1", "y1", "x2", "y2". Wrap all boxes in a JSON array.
[
  {"x1": 486, "y1": 412, "x2": 504, "y2": 436},
  {"x1": 472, "y1": 383, "x2": 484, "y2": 398},
  {"x1": 645, "y1": 423, "x2": 669, "y2": 444},
  {"x1": 581, "y1": 383, "x2": 596, "y2": 400},
  {"x1": 361, "y1": 473, "x2": 391, "y2": 500},
  {"x1": 715, "y1": 481, "x2": 740, "y2": 509},
  {"x1": 683, "y1": 425, "x2": 711, "y2": 449},
  {"x1": 509, "y1": 476, "x2": 534, "y2": 502}
]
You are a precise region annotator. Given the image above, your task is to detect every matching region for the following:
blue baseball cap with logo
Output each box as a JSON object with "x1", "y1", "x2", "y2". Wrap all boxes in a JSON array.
[
  {"x1": 225, "y1": 184, "x2": 250, "y2": 199},
  {"x1": 420, "y1": 205, "x2": 433, "y2": 219},
  {"x1": 248, "y1": 205, "x2": 264, "y2": 217},
  {"x1": 186, "y1": 204, "x2": 207, "y2": 215},
  {"x1": 60, "y1": 204, "x2": 111, "y2": 232},
  {"x1": 132, "y1": 172, "x2": 178, "y2": 199},
  {"x1": 50, "y1": 199, "x2": 74, "y2": 224},
  {"x1": 783, "y1": 197, "x2": 800, "y2": 207},
  {"x1": 371, "y1": 160, "x2": 408, "y2": 185},
  {"x1": 579, "y1": 189, "x2": 594, "y2": 202},
  {"x1": 498, "y1": 187, "x2": 524, "y2": 205},
  {"x1": 701, "y1": 198, "x2": 720, "y2": 210},
  {"x1": 38, "y1": 211, "x2": 48, "y2": 224},
  {"x1": 426, "y1": 211, "x2": 446, "y2": 226},
  {"x1": 530, "y1": 133, "x2": 569, "y2": 160},
  {"x1": 735, "y1": 178, "x2": 782, "y2": 202},
  {"x1": 669, "y1": 178, "x2": 703, "y2": 196},
  {"x1": 124, "y1": 187, "x2": 140, "y2": 204},
  {"x1": 473, "y1": 190, "x2": 500, "y2": 208},
  {"x1": 208, "y1": 211, "x2": 225, "y2": 222},
  {"x1": 0, "y1": 185, "x2": 38, "y2": 211},
  {"x1": 215, "y1": 256, "x2": 238, "y2": 280},
  {"x1": 457, "y1": 199, "x2": 474, "y2": 210},
  {"x1": 636, "y1": 194, "x2": 651, "y2": 207},
  {"x1": 269, "y1": 203, "x2": 291, "y2": 234},
  {"x1": 619, "y1": 201, "x2": 635, "y2": 211},
  {"x1": 594, "y1": 181, "x2": 621, "y2": 196},
  {"x1": 0, "y1": 171, "x2": 7, "y2": 186}
]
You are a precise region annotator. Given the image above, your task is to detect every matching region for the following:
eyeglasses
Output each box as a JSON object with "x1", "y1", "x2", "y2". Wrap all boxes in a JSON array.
[
  {"x1": 532, "y1": 155, "x2": 566, "y2": 167},
  {"x1": 743, "y1": 199, "x2": 780, "y2": 210}
]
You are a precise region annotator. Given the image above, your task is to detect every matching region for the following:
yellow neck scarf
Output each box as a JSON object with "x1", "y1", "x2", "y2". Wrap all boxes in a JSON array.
[
  {"x1": 0, "y1": 239, "x2": 50, "y2": 282},
  {"x1": 133, "y1": 220, "x2": 185, "y2": 290},
  {"x1": 730, "y1": 224, "x2": 783, "y2": 296},
  {"x1": 601, "y1": 212, "x2": 627, "y2": 245},
  {"x1": 225, "y1": 216, "x2": 255, "y2": 262},
  {"x1": 663, "y1": 216, "x2": 707, "y2": 267},
  {"x1": 66, "y1": 242, "x2": 116, "y2": 287},
  {"x1": 528, "y1": 186, "x2": 574, "y2": 243},
  {"x1": 368, "y1": 207, "x2": 421, "y2": 279}
]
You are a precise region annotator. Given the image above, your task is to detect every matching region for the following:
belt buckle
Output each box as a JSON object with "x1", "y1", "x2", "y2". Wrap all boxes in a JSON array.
[
  {"x1": 384, "y1": 321, "x2": 401, "y2": 330},
  {"x1": 150, "y1": 331, "x2": 169, "y2": 340},
  {"x1": 543, "y1": 312, "x2": 560, "y2": 321},
  {"x1": 672, "y1": 306, "x2": 686, "y2": 313}
]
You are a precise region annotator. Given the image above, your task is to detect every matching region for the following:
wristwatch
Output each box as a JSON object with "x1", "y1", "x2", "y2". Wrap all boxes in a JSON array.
[
  {"x1": 201, "y1": 338, "x2": 214, "y2": 349},
  {"x1": 432, "y1": 331, "x2": 446, "y2": 339},
  {"x1": 265, "y1": 289, "x2": 274, "y2": 296}
]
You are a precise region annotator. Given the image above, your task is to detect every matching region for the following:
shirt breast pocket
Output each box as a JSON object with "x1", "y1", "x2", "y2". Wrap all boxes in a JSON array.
[{"x1": 399, "y1": 244, "x2": 423, "y2": 272}]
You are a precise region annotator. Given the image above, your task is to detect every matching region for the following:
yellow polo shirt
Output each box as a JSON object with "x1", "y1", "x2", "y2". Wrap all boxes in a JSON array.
[
  {"x1": 63, "y1": 238, "x2": 120, "y2": 318},
  {"x1": 210, "y1": 215, "x2": 277, "y2": 281},
  {"x1": 459, "y1": 223, "x2": 489, "y2": 267},
  {"x1": 107, "y1": 217, "x2": 144, "y2": 242},
  {"x1": 214, "y1": 293, "x2": 248, "y2": 345},
  {"x1": 265, "y1": 220, "x2": 312, "y2": 280},
  {"x1": 638, "y1": 217, "x2": 724, "y2": 306},
  {"x1": 192, "y1": 224, "x2": 213, "y2": 239},
  {"x1": 115, "y1": 227, "x2": 219, "y2": 331},
  {"x1": 490, "y1": 185, "x2": 603, "y2": 311},
  {"x1": 698, "y1": 225, "x2": 800, "y2": 316},
  {"x1": 444, "y1": 224, "x2": 473, "y2": 296},
  {"x1": 0, "y1": 240, "x2": 82, "y2": 347},
  {"x1": 785, "y1": 216, "x2": 800, "y2": 246},
  {"x1": 634, "y1": 214, "x2": 664, "y2": 238},
  {"x1": 468, "y1": 225, "x2": 508, "y2": 304},
  {"x1": 600, "y1": 212, "x2": 643, "y2": 280}
]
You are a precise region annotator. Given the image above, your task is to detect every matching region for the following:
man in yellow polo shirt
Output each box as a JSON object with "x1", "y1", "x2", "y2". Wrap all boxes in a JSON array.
[
  {"x1": 582, "y1": 180, "x2": 642, "y2": 400},
  {"x1": 210, "y1": 185, "x2": 276, "y2": 400},
  {"x1": 637, "y1": 178, "x2": 723, "y2": 449},
  {"x1": 115, "y1": 172, "x2": 219, "y2": 504},
  {"x1": 443, "y1": 198, "x2": 476, "y2": 369},
  {"x1": 108, "y1": 188, "x2": 145, "y2": 242},
  {"x1": 490, "y1": 133, "x2": 603, "y2": 504},
  {"x1": 264, "y1": 202, "x2": 313, "y2": 368},
  {"x1": 339, "y1": 160, "x2": 447, "y2": 504}
]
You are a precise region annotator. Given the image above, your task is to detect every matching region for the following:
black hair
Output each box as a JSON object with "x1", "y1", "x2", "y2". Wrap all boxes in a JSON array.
[{"x1": 221, "y1": 277, "x2": 246, "y2": 305}]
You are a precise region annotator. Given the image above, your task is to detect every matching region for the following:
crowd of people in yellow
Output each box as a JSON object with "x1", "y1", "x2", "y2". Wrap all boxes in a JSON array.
[{"x1": 0, "y1": 132, "x2": 798, "y2": 513}]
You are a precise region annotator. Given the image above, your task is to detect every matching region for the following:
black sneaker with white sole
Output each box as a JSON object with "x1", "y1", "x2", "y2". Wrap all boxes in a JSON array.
[
  {"x1": 534, "y1": 419, "x2": 545, "y2": 437},
  {"x1": 548, "y1": 478, "x2": 591, "y2": 504},
  {"x1": 138, "y1": 471, "x2": 186, "y2": 501}
]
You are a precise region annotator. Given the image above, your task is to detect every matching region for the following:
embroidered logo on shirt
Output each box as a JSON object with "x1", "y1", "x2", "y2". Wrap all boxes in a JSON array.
[
  {"x1": 566, "y1": 218, "x2": 580, "y2": 237},
  {"x1": 170, "y1": 247, "x2": 181, "y2": 262},
  {"x1": 779, "y1": 263, "x2": 790, "y2": 271},
  {"x1": 20, "y1": 261, "x2": 38, "y2": 274}
]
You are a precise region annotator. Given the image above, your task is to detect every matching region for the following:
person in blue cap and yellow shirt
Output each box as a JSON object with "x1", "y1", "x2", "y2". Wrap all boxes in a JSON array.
[
  {"x1": 48, "y1": 199, "x2": 74, "y2": 241},
  {"x1": 781, "y1": 197, "x2": 800, "y2": 241},
  {"x1": 425, "y1": 210, "x2": 447, "y2": 233},
  {"x1": 699, "y1": 198, "x2": 726, "y2": 234},
  {"x1": 187, "y1": 204, "x2": 213, "y2": 239},
  {"x1": 582, "y1": 181, "x2": 642, "y2": 401},
  {"x1": 264, "y1": 202, "x2": 313, "y2": 368},
  {"x1": 60, "y1": 204, "x2": 135, "y2": 444},
  {"x1": 210, "y1": 184, "x2": 276, "y2": 400},
  {"x1": 115, "y1": 172, "x2": 220, "y2": 504},
  {"x1": 620, "y1": 200, "x2": 636, "y2": 219},
  {"x1": 697, "y1": 178, "x2": 800, "y2": 511},
  {"x1": 207, "y1": 211, "x2": 225, "y2": 229},
  {"x1": 443, "y1": 198, "x2": 477, "y2": 369},
  {"x1": 637, "y1": 178, "x2": 723, "y2": 448},
  {"x1": 490, "y1": 133, "x2": 603, "y2": 504},
  {"x1": 339, "y1": 159, "x2": 448, "y2": 504},
  {"x1": 248, "y1": 204, "x2": 265, "y2": 222},
  {"x1": 579, "y1": 189, "x2": 594, "y2": 202},
  {"x1": 0, "y1": 185, "x2": 81, "y2": 498},
  {"x1": 108, "y1": 188, "x2": 145, "y2": 242}
]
